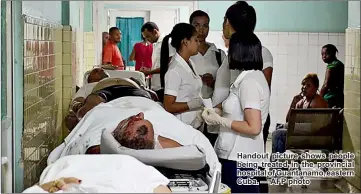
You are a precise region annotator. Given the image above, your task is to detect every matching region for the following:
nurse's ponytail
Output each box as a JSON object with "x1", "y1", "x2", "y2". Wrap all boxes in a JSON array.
[
  {"x1": 160, "y1": 34, "x2": 171, "y2": 88},
  {"x1": 159, "y1": 23, "x2": 197, "y2": 89}
]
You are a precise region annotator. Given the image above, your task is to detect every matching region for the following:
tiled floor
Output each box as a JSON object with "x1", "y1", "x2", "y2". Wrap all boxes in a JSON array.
[{"x1": 265, "y1": 139, "x2": 342, "y2": 193}]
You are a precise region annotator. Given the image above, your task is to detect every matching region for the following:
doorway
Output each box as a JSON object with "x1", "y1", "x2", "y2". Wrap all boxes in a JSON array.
[{"x1": 115, "y1": 17, "x2": 144, "y2": 68}]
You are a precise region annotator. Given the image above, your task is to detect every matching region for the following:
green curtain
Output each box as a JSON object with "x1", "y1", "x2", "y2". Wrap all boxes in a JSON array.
[{"x1": 116, "y1": 17, "x2": 144, "y2": 67}]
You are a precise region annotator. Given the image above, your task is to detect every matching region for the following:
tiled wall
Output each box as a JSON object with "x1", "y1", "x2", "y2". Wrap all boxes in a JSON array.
[
  {"x1": 62, "y1": 26, "x2": 77, "y2": 137},
  {"x1": 22, "y1": 16, "x2": 63, "y2": 188},
  {"x1": 208, "y1": 31, "x2": 346, "y2": 131},
  {"x1": 84, "y1": 32, "x2": 96, "y2": 73},
  {"x1": 76, "y1": 30, "x2": 84, "y2": 86},
  {"x1": 342, "y1": 27, "x2": 360, "y2": 190}
]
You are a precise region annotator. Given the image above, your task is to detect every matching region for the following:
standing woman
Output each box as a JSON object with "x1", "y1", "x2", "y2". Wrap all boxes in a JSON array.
[
  {"x1": 202, "y1": 2, "x2": 270, "y2": 193},
  {"x1": 129, "y1": 34, "x2": 153, "y2": 71},
  {"x1": 160, "y1": 23, "x2": 204, "y2": 128},
  {"x1": 320, "y1": 44, "x2": 344, "y2": 108}
]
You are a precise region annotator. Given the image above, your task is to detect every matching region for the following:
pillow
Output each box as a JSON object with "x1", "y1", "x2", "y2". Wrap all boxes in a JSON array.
[{"x1": 100, "y1": 126, "x2": 206, "y2": 171}]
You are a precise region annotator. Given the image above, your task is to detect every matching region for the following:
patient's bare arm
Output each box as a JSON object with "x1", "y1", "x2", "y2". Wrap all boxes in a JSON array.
[
  {"x1": 158, "y1": 136, "x2": 182, "y2": 148},
  {"x1": 71, "y1": 97, "x2": 85, "y2": 112},
  {"x1": 65, "y1": 111, "x2": 79, "y2": 132},
  {"x1": 77, "y1": 94, "x2": 106, "y2": 119},
  {"x1": 153, "y1": 185, "x2": 172, "y2": 193}
]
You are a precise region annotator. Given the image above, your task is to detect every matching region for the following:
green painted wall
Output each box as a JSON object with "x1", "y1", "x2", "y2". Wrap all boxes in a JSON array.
[
  {"x1": 199, "y1": 1, "x2": 348, "y2": 32},
  {"x1": 69, "y1": 1, "x2": 80, "y2": 28},
  {"x1": 348, "y1": 1, "x2": 360, "y2": 28},
  {"x1": 84, "y1": 1, "x2": 93, "y2": 32}
]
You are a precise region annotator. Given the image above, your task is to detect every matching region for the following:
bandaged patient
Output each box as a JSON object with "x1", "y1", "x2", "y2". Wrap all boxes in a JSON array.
[
  {"x1": 23, "y1": 155, "x2": 171, "y2": 193},
  {"x1": 58, "y1": 96, "x2": 220, "y2": 174}
]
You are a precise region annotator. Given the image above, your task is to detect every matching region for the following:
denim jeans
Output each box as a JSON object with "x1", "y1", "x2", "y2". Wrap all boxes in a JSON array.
[{"x1": 272, "y1": 129, "x2": 287, "y2": 154}]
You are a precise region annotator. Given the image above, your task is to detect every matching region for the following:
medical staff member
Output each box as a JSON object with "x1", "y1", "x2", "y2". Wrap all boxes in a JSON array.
[
  {"x1": 189, "y1": 10, "x2": 226, "y2": 99},
  {"x1": 189, "y1": 10, "x2": 226, "y2": 144},
  {"x1": 202, "y1": 2, "x2": 270, "y2": 193},
  {"x1": 213, "y1": 1, "x2": 274, "y2": 145},
  {"x1": 160, "y1": 23, "x2": 204, "y2": 128},
  {"x1": 140, "y1": 22, "x2": 176, "y2": 102}
]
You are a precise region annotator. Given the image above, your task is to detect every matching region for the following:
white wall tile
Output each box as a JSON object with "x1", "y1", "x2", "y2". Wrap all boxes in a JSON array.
[
  {"x1": 207, "y1": 31, "x2": 345, "y2": 132},
  {"x1": 308, "y1": 34, "x2": 319, "y2": 46},
  {"x1": 318, "y1": 34, "x2": 329, "y2": 46},
  {"x1": 298, "y1": 33, "x2": 309, "y2": 46}
]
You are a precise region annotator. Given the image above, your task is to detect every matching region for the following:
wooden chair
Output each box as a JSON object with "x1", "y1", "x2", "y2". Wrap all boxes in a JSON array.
[{"x1": 286, "y1": 108, "x2": 343, "y2": 188}]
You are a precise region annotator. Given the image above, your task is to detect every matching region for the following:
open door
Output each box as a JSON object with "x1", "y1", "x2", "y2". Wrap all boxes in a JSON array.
[{"x1": 115, "y1": 17, "x2": 144, "y2": 68}]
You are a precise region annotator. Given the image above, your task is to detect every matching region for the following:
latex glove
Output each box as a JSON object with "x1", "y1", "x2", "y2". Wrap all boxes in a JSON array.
[
  {"x1": 191, "y1": 108, "x2": 205, "y2": 129},
  {"x1": 213, "y1": 107, "x2": 223, "y2": 116},
  {"x1": 202, "y1": 108, "x2": 232, "y2": 128},
  {"x1": 187, "y1": 97, "x2": 203, "y2": 111}
]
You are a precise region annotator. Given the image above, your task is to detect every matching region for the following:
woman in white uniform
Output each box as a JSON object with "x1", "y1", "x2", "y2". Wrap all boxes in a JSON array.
[
  {"x1": 202, "y1": 2, "x2": 270, "y2": 193},
  {"x1": 189, "y1": 10, "x2": 227, "y2": 145},
  {"x1": 160, "y1": 23, "x2": 204, "y2": 128}
]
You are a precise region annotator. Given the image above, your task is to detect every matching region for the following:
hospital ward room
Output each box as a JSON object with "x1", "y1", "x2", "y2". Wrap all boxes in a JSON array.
[{"x1": 0, "y1": 0, "x2": 360, "y2": 193}]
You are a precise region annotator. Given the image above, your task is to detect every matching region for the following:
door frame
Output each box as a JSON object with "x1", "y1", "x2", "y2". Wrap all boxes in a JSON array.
[{"x1": 1, "y1": 0, "x2": 14, "y2": 193}]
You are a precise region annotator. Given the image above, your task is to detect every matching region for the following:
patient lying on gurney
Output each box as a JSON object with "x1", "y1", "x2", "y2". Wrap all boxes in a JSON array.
[
  {"x1": 65, "y1": 68, "x2": 109, "y2": 131},
  {"x1": 57, "y1": 96, "x2": 220, "y2": 174},
  {"x1": 23, "y1": 155, "x2": 171, "y2": 193},
  {"x1": 66, "y1": 77, "x2": 158, "y2": 131}
]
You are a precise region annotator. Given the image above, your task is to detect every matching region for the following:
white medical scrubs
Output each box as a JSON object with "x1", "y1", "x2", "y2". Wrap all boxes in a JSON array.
[
  {"x1": 150, "y1": 34, "x2": 176, "y2": 91},
  {"x1": 216, "y1": 70, "x2": 270, "y2": 163},
  {"x1": 190, "y1": 43, "x2": 226, "y2": 99},
  {"x1": 164, "y1": 53, "x2": 203, "y2": 126},
  {"x1": 212, "y1": 46, "x2": 273, "y2": 106}
]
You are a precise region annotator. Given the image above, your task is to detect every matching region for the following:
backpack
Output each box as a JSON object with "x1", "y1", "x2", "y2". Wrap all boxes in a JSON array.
[{"x1": 214, "y1": 49, "x2": 222, "y2": 67}]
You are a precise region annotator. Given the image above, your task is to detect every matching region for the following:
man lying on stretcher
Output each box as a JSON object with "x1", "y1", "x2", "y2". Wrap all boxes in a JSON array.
[
  {"x1": 57, "y1": 78, "x2": 220, "y2": 174},
  {"x1": 65, "y1": 77, "x2": 158, "y2": 131}
]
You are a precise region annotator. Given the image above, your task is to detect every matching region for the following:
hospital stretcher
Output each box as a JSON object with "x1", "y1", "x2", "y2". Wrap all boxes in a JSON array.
[
  {"x1": 47, "y1": 128, "x2": 230, "y2": 193},
  {"x1": 100, "y1": 125, "x2": 230, "y2": 193},
  {"x1": 62, "y1": 69, "x2": 231, "y2": 193}
]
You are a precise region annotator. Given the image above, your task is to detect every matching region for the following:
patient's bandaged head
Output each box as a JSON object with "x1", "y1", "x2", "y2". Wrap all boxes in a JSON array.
[{"x1": 112, "y1": 112, "x2": 156, "y2": 150}]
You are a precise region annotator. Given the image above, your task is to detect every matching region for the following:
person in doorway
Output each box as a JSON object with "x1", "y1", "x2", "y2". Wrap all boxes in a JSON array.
[
  {"x1": 160, "y1": 23, "x2": 204, "y2": 129},
  {"x1": 102, "y1": 27, "x2": 125, "y2": 70},
  {"x1": 189, "y1": 10, "x2": 227, "y2": 145},
  {"x1": 140, "y1": 22, "x2": 176, "y2": 102},
  {"x1": 129, "y1": 34, "x2": 153, "y2": 71},
  {"x1": 201, "y1": 2, "x2": 270, "y2": 193},
  {"x1": 320, "y1": 44, "x2": 344, "y2": 108},
  {"x1": 102, "y1": 32, "x2": 109, "y2": 48}
]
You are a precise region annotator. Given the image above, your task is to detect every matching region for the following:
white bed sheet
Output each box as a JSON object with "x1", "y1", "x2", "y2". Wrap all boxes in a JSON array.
[
  {"x1": 25, "y1": 155, "x2": 169, "y2": 193},
  {"x1": 55, "y1": 96, "x2": 220, "y2": 174}
]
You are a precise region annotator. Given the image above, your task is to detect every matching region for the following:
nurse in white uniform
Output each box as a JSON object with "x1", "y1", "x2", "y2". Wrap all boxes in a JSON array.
[
  {"x1": 212, "y1": 2, "x2": 274, "y2": 146},
  {"x1": 189, "y1": 10, "x2": 227, "y2": 144},
  {"x1": 202, "y1": 2, "x2": 270, "y2": 193},
  {"x1": 160, "y1": 23, "x2": 204, "y2": 128}
]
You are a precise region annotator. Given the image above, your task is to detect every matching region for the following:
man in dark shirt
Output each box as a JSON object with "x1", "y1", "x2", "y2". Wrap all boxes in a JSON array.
[
  {"x1": 66, "y1": 78, "x2": 158, "y2": 132},
  {"x1": 76, "y1": 78, "x2": 157, "y2": 120}
]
